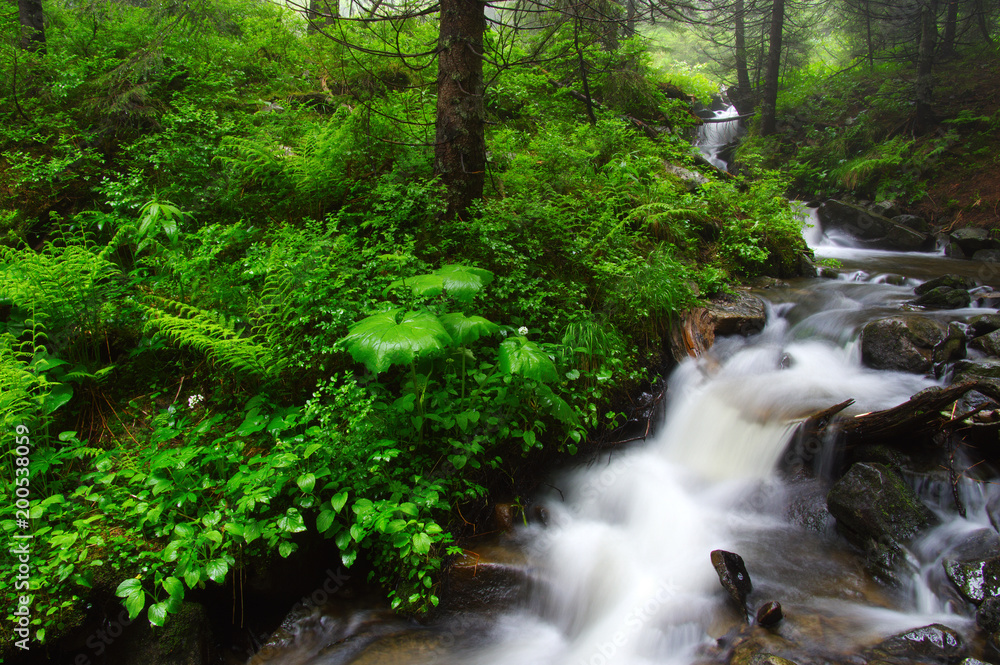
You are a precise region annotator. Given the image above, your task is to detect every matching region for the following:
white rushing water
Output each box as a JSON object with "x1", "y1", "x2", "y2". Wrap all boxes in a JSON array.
[{"x1": 696, "y1": 105, "x2": 741, "y2": 171}]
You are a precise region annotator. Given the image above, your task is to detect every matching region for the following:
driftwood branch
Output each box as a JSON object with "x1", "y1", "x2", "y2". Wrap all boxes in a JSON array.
[{"x1": 815, "y1": 380, "x2": 1000, "y2": 443}]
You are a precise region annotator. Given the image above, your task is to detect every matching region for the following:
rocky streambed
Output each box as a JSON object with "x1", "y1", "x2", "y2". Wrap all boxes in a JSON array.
[{"x1": 241, "y1": 207, "x2": 1000, "y2": 665}]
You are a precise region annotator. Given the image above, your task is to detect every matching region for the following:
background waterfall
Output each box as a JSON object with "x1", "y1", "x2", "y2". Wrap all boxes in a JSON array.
[{"x1": 696, "y1": 105, "x2": 742, "y2": 171}]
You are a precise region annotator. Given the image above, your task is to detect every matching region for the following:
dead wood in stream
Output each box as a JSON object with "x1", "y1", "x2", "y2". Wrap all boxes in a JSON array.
[{"x1": 800, "y1": 380, "x2": 1000, "y2": 445}]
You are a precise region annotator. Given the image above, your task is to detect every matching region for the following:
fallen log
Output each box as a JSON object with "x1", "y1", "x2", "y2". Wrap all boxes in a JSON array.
[{"x1": 819, "y1": 380, "x2": 1000, "y2": 443}]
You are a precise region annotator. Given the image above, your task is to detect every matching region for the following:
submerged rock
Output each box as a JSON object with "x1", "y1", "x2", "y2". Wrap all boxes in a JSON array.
[
  {"x1": 860, "y1": 316, "x2": 949, "y2": 374},
  {"x1": 978, "y1": 596, "x2": 1000, "y2": 632},
  {"x1": 712, "y1": 549, "x2": 754, "y2": 616},
  {"x1": 863, "y1": 623, "x2": 966, "y2": 663}
]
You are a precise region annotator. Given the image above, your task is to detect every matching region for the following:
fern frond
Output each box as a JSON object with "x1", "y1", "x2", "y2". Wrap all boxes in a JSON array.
[{"x1": 143, "y1": 299, "x2": 286, "y2": 378}]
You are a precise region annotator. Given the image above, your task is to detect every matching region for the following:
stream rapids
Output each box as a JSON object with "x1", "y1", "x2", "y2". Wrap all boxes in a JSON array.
[{"x1": 252, "y1": 212, "x2": 1000, "y2": 665}]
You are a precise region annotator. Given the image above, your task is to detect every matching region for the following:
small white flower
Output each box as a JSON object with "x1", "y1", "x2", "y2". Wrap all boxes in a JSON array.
[
  {"x1": 188, "y1": 394, "x2": 204, "y2": 409},
  {"x1": 518, "y1": 326, "x2": 529, "y2": 336}
]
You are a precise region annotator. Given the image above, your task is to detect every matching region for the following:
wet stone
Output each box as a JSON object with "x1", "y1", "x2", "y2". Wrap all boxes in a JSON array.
[
  {"x1": 952, "y1": 227, "x2": 993, "y2": 255},
  {"x1": 909, "y1": 286, "x2": 973, "y2": 309},
  {"x1": 973, "y1": 249, "x2": 1000, "y2": 263},
  {"x1": 712, "y1": 550, "x2": 753, "y2": 615},
  {"x1": 755, "y1": 601, "x2": 783, "y2": 627},
  {"x1": 970, "y1": 329, "x2": 1000, "y2": 358},
  {"x1": 977, "y1": 596, "x2": 1000, "y2": 632},
  {"x1": 863, "y1": 623, "x2": 966, "y2": 664},
  {"x1": 968, "y1": 314, "x2": 1000, "y2": 338},
  {"x1": 860, "y1": 316, "x2": 949, "y2": 373},
  {"x1": 944, "y1": 555, "x2": 1000, "y2": 604},
  {"x1": 893, "y1": 214, "x2": 930, "y2": 233},
  {"x1": 915, "y1": 274, "x2": 978, "y2": 295}
]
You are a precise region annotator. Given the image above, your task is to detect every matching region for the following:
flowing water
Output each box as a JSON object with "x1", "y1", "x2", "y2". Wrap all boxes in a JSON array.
[
  {"x1": 254, "y1": 213, "x2": 1000, "y2": 665},
  {"x1": 696, "y1": 106, "x2": 741, "y2": 171}
]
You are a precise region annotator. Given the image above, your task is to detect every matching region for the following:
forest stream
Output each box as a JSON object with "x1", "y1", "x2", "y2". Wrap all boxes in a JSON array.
[{"x1": 246, "y1": 210, "x2": 1000, "y2": 665}]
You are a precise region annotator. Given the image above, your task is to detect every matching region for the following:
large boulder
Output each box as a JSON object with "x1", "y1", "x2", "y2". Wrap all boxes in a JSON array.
[
  {"x1": 827, "y1": 463, "x2": 937, "y2": 585},
  {"x1": 915, "y1": 274, "x2": 977, "y2": 294},
  {"x1": 909, "y1": 286, "x2": 973, "y2": 309},
  {"x1": 951, "y1": 227, "x2": 993, "y2": 255},
  {"x1": 860, "y1": 316, "x2": 950, "y2": 374},
  {"x1": 817, "y1": 200, "x2": 930, "y2": 251},
  {"x1": 668, "y1": 289, "x2": 767, "y2": 361}
]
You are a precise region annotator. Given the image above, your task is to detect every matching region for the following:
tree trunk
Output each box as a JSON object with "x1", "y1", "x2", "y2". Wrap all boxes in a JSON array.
[
  {"x1": 864, "y1": 0, "x2": 875, "y2": 69},
  {"x1": 307, "y1": 0, "x2": 338, "y2": 33},
  {"x1": 18, "y1": 0, "x2": 46, "y2": 53},
  {"x1": 941, "y1": 0, "x2": 958, "y2": 54},
  {"x1": 735, "y1": 0, "x2": 752, "y2": 93},
  {"x1": 625, "y1": 0, "x2": 636, "y2": 38},
  {"x1": 973, "y1": 0, "x2": 994, "y2": 43},
  {"x1": 915, "y1": 0, "x2": 938, "y2": 132},
  {"x1": 434, "y1": 0, "x2": 486, "y2": 220},
  {"x1": 759, "y1": 0, "x2": 784, "y2": 136}
]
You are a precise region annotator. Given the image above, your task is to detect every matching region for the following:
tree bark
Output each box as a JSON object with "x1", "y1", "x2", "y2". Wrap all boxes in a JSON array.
[
  {"x1": 18, "y1": 0, "x2": 46, "y2": 53},
  {"x1": 941, "y1": 0, "x2": 958, "y2": 54},
  {"x1": 734, "y1": 0, "x2": 752, "y2": 93},
  {"x1": 759, "y1": 0, "x2": 784, "y2": 136},
  {"x1": 915, "y1": 0, "x2": 938, "y2": 132},
  {"x1": 307, "y1": 0, "x2": 338, "y2": 33},
  {"x1": 625, "y1": 0, "x2": 636, "y2": 38},
  {"x1": 434, "y1": 0, "x2": 486, "y2": 220}
]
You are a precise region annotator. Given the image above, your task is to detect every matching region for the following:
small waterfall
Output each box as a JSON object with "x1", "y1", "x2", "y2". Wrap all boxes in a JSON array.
[{"x1": 696, "y1": 105, "x2": 741, "y2": 171}]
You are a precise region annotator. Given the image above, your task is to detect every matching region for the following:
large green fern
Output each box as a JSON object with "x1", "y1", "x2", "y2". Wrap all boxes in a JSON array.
[{"x1": 142, "y1": 299, "x2": 285, "y2": 378}]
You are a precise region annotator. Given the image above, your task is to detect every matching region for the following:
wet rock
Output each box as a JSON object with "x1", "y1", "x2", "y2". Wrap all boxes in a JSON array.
[
  {"x1": 935, "y1": 322, "x2": 968, "y2": 367},
  {"x1": 971, "y1": 288, "x2": 1000, "y2": 308},
  {"x1": 860, "y1": 316, "x2": 949, "y2": 373},
  {"x1": 110, "y1": 601, "x2": 213, "y2": 665},
  {"x1": 725, "y1": 626, "x2": 798, "y2": 665},
  {"x1": 817, "y1": 200, "x2": 930, "y2": 251},
  {"x1": 952, "y1": 227, "x2": 993, "y2": 255},
  {"x1": 952, "y1": 359, "x2": 1000, "y2": 412},
  {"x1": 871, "y1": 200, "x2": 901, "y2": 218},
  {"x1": 936, "y1": 233, "x2": 967, "y2": 258},
  {"x1": 863, "y1": 623, "x2": 966, "y2": 663},
  {"x1": 973, "y1": 249, "x2": 1000, "y2": 263},
  {"x1": 668, "y1": 290, "x2": 767, "y2": 361},
  {"x1": 978, "y1": 596, "x2": 1000, "y2": 632},
  {"x1": 712, "y1": 550, "x2": 753, "y2": 616},
  {"x1": 960, "y1": 659, "x2": 991, "y2": 665},
  {"x1": 755, "y1": 601, "x2": 783, "y2": 627},
  {"x1": 893, "y1": 214, "x2": 930, "y2": 233},
  {"x1": 440, "y1": 543, "x2": 532, "y2": 612},
  {"x1": 944, "y1": 555, "x2": 1000, "y2": 604},
  {"x1": 949, "y1": 528, "x2": 1000, "y2": 563},
  {"x1": 910, "y1": 286, "x2": 973, "y2": 309},
  {"x1": 915, "y1": 274, "x2": 978, "y2": 294},
  {"x1": 665, "y1": 163, "x2": 711, "y2": 191},
  {"x1": 968, "y1": 314, "x2": 1000, "y2": 338},
  {"x1": 970, "y1": 329, "x2": 1000, "y2": 357},
  {"x1": 827, "y1": 463, "x2": 937, "y2": 585}
]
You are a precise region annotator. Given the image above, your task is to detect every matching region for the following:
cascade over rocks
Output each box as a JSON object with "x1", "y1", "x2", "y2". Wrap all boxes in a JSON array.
[{"x1": 817, "y1": 200, "x2": 931, "y2": 251}]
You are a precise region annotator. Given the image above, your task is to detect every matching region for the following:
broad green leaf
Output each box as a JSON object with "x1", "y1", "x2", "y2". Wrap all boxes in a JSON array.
[
  {"x1": 331, "y1": 491, "x2": 349, "y2": 513},
  {"x1": 412, "y1": 532, "x2": 432, "y2": 555},
  {"x1": 340, "y1": 309, "x2": 452, "y2": 373},
  {"x1": 438, "y1": 312, "x2": 499, "y2": 347},
  {"x1": 116, "y1": 578, "x2": 142, "y2": 597},
  {"x1": 317, "y1": 509, "x2": 336, "y2": 533},
  {"x1": 41, "y1": 383, "x2": 73, "y2": 415},
  {"x1": 498, "y1": 338, "x2": 558, "y2": 383},
  {"x1": 183, "y1": 568, "x2": 201, "y2": 588},
  {"x1": 148, "y1": 601, "x2": 170, "y2": 627},
  {"x1": 205, "y1": 559, "x2": 229, "y2": 583},
  {"x1": 124, "y1": 589, "x2": 145, "y2": 620},
  {"x1": 279, "y1": 541, "x2": 296, "y2": 558},
  {"x1": 163, "y1": 577, "x2": 184, "y2": 600},
  {"x1": 296, "y1": 473, "x2": 316, "y2": 494},
  {"x1": 277, "y1": 508, "x2": 306, "y2": 533},
  {"x1": 536, "y1": 384, "x2": 581, "y2": 426},
  {"x1": 391, "y1": 265, "x2": 494, "y2": 303},
  {"x1": 243, "y1": 522, "x2": 262, "y2": 544}
]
